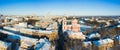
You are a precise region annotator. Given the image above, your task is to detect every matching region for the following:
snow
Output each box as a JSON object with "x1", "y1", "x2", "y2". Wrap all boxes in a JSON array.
[
  {"x1": 7, "y1": 35, "x2": 20, "y2": 40},
  {"x1": 87, "y1": 32, "x2": 100, "y2": 39},
  {"x1": 22, "y1": 41, "x2": 33, "y2": 47},
  {"x1": 64, "y1": 30, "x2": 86, "y2": 39},
  {"x1": 117, "y1": 25, "x2": 120, "y2": 28},
  {"x1": 80, "y1": 25, "x2": 92, "y2": 28},
  {"x1": 114, "y1": 35, "x2": 120, "y2": 40},
  {"x1": 80, "y1": 25, "x2": 92, "y2": 32},
  {"x1": 35, "y1": 38, "x2": 51, "y2": 50},
  {"x1": 0, "y1": 29, "x2": 16, "y2": 35},
  {"x1": 0, "y1": 29, "x2": 38, "y2": 44},
  {"x1": 20, "y1": 28, "x2": 54, "y2": 34},
  {"x1": 79, "y1": 20, "x2": 84, "y2": 24},
  {"x1": 83, "y1": 41, "x2": 92, "y2": 46},
  {"x1": 3, "y1": 26, "x2": 19, "y2": 31},
  {"x1": 20, "y1": 36, "x2": 38, "y2": 44},
  {"x1": 38, "y1": 30, "x2": 53, "y2": 34},
  {"x1": 93, "y1": 38, "x2": 113, "y2": 46},
  {"x1": 118, "y1": 21, "x2": 120, "y2": 23},
  {"x1": 84, "y1": 18, "x2": 90, "y2": 20},
  {"x1": 36, "y1": 42, "x2": 45, "y2": 50},
  {"x1": 18, "y1": 22, "x2": 27, "y2": 27}
]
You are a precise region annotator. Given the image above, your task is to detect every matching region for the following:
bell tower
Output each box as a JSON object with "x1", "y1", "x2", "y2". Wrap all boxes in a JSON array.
[{"x1": 62, "y1": 16, "x2": 67, "y2": 31}]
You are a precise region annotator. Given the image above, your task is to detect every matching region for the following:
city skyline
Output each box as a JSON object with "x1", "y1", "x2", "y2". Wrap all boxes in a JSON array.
[{"x1": 0, "y1": 0, "x2": 120, "y2": 16}]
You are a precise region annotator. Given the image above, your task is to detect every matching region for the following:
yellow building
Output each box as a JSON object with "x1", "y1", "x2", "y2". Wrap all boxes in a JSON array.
[{"x1": 0, "y1": 40, "x2": 12, "y2": 50}]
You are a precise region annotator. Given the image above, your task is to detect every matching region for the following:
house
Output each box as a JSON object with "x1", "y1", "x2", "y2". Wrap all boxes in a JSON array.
[
  {"x1": 0, "y1": 40, "x2": 12, "y2": 50},
  {"x1": 92, "y1": 38, "x2": 114, "y2": 50},
  {"x1": 20, "y1": 36, "x2": 38, "y2": 49},
  {"x1": 63, "y1": 30, "x2": 86, "y2": 40}
]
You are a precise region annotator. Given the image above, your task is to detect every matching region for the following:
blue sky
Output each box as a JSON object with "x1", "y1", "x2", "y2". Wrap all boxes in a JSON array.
[{"x1": 0, "y1": 0, "x2": 120, "y2": 16}]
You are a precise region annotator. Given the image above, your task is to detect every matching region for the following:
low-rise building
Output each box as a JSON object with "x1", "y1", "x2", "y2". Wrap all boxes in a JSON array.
[
  {"x1": 3, "y1": 26, "x2": 20, "y2": 32},
  {"x1": 20, "y1": 36, "x2": 38, "y2": 49},
  {"x1": 13, "y1": 22, "x2": 28, "y2": 28},
  {"x1": 64, "y1": 30, "x2": 86, "y2": 40},
  {"x1": 0, "y1": 40, "x2": 12, "y2": 50},
  {"x1": 93, "y1": 38, "x2": 114, "y2": 50},
  {"x1": 114, "y1": 35, "x2": 120, "y2": 46},
  {"x1": 19, "y1": 28, "x2": 36, "y2": 35}
]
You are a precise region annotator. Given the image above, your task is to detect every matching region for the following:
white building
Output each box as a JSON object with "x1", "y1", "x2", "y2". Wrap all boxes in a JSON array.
[{"x1": 64, "y1": 30, "x2": 86, "y2": 40}]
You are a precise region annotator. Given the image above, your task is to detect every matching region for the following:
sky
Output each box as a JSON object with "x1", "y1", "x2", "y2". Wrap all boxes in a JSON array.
[{"x1": 0, "y1": 0, "x2": 120, "y2": 16}]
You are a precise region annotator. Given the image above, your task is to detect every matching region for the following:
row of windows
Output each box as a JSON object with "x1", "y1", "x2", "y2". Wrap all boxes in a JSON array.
[
  {"x1": 0, "y1": 47, "x2": 7, "y2": 50},
  {"x1": 63, "y1": 26, "x2": 80, "y2": 29}
]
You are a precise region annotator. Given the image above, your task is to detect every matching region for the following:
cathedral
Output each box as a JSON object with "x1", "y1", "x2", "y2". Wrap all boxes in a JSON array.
[{"x1": 62, "y1": 17, "x2": 80, "y2": 32}]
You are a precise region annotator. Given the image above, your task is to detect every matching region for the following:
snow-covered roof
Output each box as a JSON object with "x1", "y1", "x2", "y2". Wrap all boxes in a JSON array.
[
  {"x1": 83, "y1": 41, "x2": 92, "y2": 46},
  {"x1": 0, "y1": 29, "x2": 16, "y2": 35},
  {"x1": 84, "y1": 18, "x2": 90, "y2": 20},
  {"x1": 22, "y1": 41, "x2": 33, "y2": 47},
  {"x1": 64, "y1": 30, "x2": 84, "y2": 35},
  {"x1": 38, "y1": 30, "x2": 53, "y2": 34},
  {"x1": 13, "y1": 22, "x2": 27, "y2": 28},
  {"x1": 21, "y1": 28, "x2": 37, "y2": 32},
  {"x1": 21, "y1": 28, "x2": 54, "y2": 34},
  {"x1": 105, "y1": 38, "x2": 113, "y2": 43},
  {"x1": 79, "y1": 20, "x2": 84, "y2": 24},
  {"x1": 87, "y1": 32, "x2": 100, "y2": 39},
  {"x1": 64, "y1": 30, "x2": 86, "y2": 39},
  {"x1": 39, "y1": 39, "x2": 46, "y2": 42},
  {"x1": 93, "y1": 40, "x2": 102, "y2": 46},
  {"x1": 118, "y1": 21, "x2": 120, "y2": 23},
  {"x1": 93, "y1": 38, "x2": 113, "y2": 46},
  {"x1": 117, "y1": 25, "x2": 120, "y2": 28},
  {"x1": 0, "y1": 29, "x2": 38, "y2": 44},
  {"x1": 114, "y1": 35, "x2": 120, "y2": 40},
  {"x1": 80, "y1": 25, "x2": 92, "y2": 28},
  {"x1": 20, "y1": 36, "x2": 38, "y2": 43},
  {"x1": 3, "y1": 26, "x2": 19, "y2": 31},
  {"x1": 36, "y1": 42, "x2": 45, "y2": 50},
  {"x1": 7, "y1": 35, "x2": 20, "y2": 40},
  {"x1": 36, "y1": 38, "x2": 51, "y2": 50}
]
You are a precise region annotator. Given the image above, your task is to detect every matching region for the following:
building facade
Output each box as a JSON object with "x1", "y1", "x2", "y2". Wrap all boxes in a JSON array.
[{"x1": 62, "y1": 17, "x2": 80, "y2": 32}]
